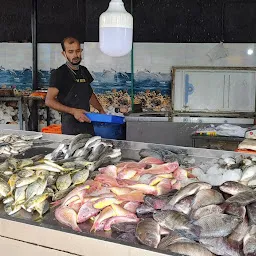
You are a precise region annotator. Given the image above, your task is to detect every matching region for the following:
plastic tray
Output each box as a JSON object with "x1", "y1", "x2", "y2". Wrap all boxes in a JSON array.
[{"x1": 85, "y1": 113, "x2": 125, "y2": 124}]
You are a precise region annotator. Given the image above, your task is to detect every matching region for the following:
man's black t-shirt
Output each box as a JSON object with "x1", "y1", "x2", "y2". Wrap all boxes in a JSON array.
[{"x1": 49, "y1": 64, "x2": 94, "y2": 104}]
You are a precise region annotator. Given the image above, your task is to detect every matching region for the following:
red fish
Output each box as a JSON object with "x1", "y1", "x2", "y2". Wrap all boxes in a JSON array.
[
  {"x1": 111, "y1": 204, "x2": 137, "y2": 217},
  {"x1": 156, "y1": 178, "x2": 174, "y2": 196},
  {"x1": 123, "y1": 201, "x2": 141, "y2": 213},
  {"x1": 110, "y1": 187, "x2": 133, "y2": 196},
  {"x1": 117, "y1": 190, "x2": 145, "y2": 202},
  {"x1": 173, "y1": 168, "x2": 188, "y2": 181},
  {"x1": 139, "y1": 157, "x2": 164, "y2": 165},
  {"x1": 118, "y1": 169, "x2": 137, "y2": 179},
  {"x1": 116, "y1": 162, "x2": 147, "y2": 169},
  {"x1": 172, "y1": 181, "x2": 181, "y2": 190},
  {"x1": 99, "y1": 165, "x2": 117, "y2": 178},
  {"x1": 139, "y1": 162, "x2": 179, "y2": 175},
  {"x1": 128, "y1": 184, "x2": 158, "y2": 195},
  {"x1": 95, "y1": 174, "x2": 120, "y2": 187},
  {"x1": 77, "y1": 200, "x2": 100, "y2": 224},
  {"x1": 104, "y1": 216, "x2": 140, "y2": 231},
  {"x1": 93, "y1": 197, "x2": 123, "y2": 209}
]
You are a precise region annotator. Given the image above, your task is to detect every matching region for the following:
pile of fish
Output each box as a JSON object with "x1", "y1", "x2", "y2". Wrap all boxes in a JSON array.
[
  {"x1": 45, "y1": 134, "x2": 121, "y2": 162},
  {"x1": 54, "y1": 156, "x2": 196, "y2": 233},
  {"x1": 111, "y1": 181, "x2": 256, "y2": 256},
  {"x1": 192, "y1": 153, "x2": 256, "y2": 187},
  {"x1": 0, "y1": 133, "x2": 43, "y2": 156},
  {"x1": 0, "y1": 135, "x2": 122, "y2": 218}
]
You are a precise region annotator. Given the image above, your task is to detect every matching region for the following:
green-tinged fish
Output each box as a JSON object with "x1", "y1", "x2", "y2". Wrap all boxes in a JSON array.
[
  {"x1": 7, "y1": 158, "x2": 18, "y2": 170},
  {"x1": 56, "y1": 174, "x2": 72, "y2": 191},
  {"x1": 24, "y1": 164, "x2": 61, "y2": 173},
  {"x1": 52, "y1": 186, "x2": 75, "y2": 201},
  {"x1": 25, "y1": 193, "x2": 49, "y2": 211},
  {"x1": 4, "y1": 203, "x2": 22, "y2": 215},
  {"x1": 18, "y1": 169, "x2": 35, "y2": 178},
  {"x1": 0, "y1": 178, "x2": 11, "y2": 197},
  {"x1": 26, "y1": 181, "x2": 41, "y2": 201},
  {"x1": 14, "y1": 185, "x2": 27, "y2": 205},
  {"x1": 0, "y1": 161, "x2": 9, "y2": 172},
  {"x1": 3, "y1": 170, "x2": 13, "y2": 176},
  {"x1": 3, "y1": 196, "x2": 14, "y2": 204},
  {"x1": 72, "y1": 169, "x2": 89, "y2": 185},
  {"x1": 39, "y1": 160, "x2": 65, "y2": 171},
  {"x1": 164, "y1": 182, "x2": 212, "y2": 209},
  {"x1": 226, "y1": 191, "x2": 256, "y2": 206},
  {"x1": 220, "y1": 181, "x2": 253, "y2": 195},
  {"x1": 34, "y1": 200, "x2": 50, "y2": 220},
  {"x1": 46, "y1": 175, "x2": 57, "y2": 186},
  {"x1": 18, "y1": 159, "x2": 34, "y2": 169},
  {"x1": 37, "y1": 179, "x2": 48, "y2": 195},
  {"x1": 193, "y1": 213, "x2": 241, "y2": 238},
  {"x1": 136, "y1": 218, "x2": 161, "y2": 248},
  {"x1": 62, "y1": 162, "x2": 84, "y2": 169},
  {"x1": 16, "y1": 175, "x2": 38, "y2": 188}
]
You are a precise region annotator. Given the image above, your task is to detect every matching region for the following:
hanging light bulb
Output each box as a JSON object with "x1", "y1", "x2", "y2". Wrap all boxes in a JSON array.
[{"x1": 99, "y1": 0, "x2": 133, "y2": 57}]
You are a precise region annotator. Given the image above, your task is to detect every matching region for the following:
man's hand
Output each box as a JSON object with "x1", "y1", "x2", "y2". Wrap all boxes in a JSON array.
[
  {"x1": 72, "y1": 108, "x2": 91, "y2": 123},
  {"x1": 99, "y1": 108, "x2": 106, "y2": 114}
]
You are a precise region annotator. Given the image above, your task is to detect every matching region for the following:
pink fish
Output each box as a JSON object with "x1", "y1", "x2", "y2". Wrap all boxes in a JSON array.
[
  {"x1": 95, "y1": 174, "x2": 120, "y2": 187},
  {"x1": 110, "y1": 187, "x2": 133, "y2": 196},
  {"x1": 89, "y1": 186, "x2": 112, "y2": 197},
  {"x1": 173, "y1": 168, "x2": 187, "y2": 181},
  {"x1": 123, "y1": 202, "x2": 141, "y2": 213},
  {"x1": 139, "y1": 157, "x2": 164, "y2": 165},
  {"x1": 55, "y1": 206, "x2": 82, "y2": 232},
  {"x1": 111, "y1": 204, "x2": 137, "y2": 217},
  {"x1": 117, "y1": 190, "x2": 145, "y2": 202},
  {"x1": 130, "y1": 173, "x2": 141, "y2": 181},
  {"x1": 139, "y1": 162, "x2": 179, "y2": 175},
  {"x1": 127, "y1": 184, "x2": 158, "y2": 195},
  {"x1": 116, "y1": 162, "x2": 147, "y2": 169},
  {"x1": 68, "y1": 200, "x2": 82, "y2": 213},
  {"x1": 104, "y1": 216, "x2": 140, "y2": 231},
  {"x1": 172, "y1": 181, "x2": 181, "y2": 190},
  {"x1": 117, "y1": 179, "x2": 138, "y2": 186},
  {"x1": 156, "y1": 178, "x2": 174, "y2": 196},
  {"x1": 90, "y1": 206, "x2": 116, "y2": 232},
  {"x1": 93, "y1": 197, "x2": 123, "y2": 209},
  {"x1": 99, "y1": 165, "x2": 117, "y2": 178},
  {"x1": 77, "y1": 200, "x2": 100, "y2": 224},
  {"x1": 118, "y1": 169, "x2": 137, "y2": 179}
]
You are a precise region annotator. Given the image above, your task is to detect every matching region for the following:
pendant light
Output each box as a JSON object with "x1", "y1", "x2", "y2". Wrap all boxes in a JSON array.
[{"x1": 99, "y1": 0, "x2": 133, "y2": 57}]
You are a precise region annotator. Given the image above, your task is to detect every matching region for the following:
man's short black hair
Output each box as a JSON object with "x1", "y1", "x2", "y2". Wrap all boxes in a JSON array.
[{"x1": 61, "y1": 37, "x2": 81, "y2": 51}]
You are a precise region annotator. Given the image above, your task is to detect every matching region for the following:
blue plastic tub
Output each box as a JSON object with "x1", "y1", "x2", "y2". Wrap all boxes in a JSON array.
[
  {"x1": 93, "y1": 122, "x2": 126, "y2": 140},
  {"x1": 85, "y1": 113, "x2": 125, "y2": 124}
]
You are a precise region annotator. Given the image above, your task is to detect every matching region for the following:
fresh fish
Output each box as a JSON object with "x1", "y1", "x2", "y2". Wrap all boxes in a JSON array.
[
  {"x1": 4, "y1": 203, "x2": 22, "y2": 215},
  {"x1": 135, "y1": 218, "x2": 161, "y2": 248},
  {"x1": 247, "y1": 202, "x2": 256, "y2": 225},
  {"x1": 243, "y1": 225, "x2": 256, "y2": 256},
  {"x1": 37, "y1": 179, "x2": 48, "y2": 195},
  {"x1": 116, "y1": 232, "x2": 139, "y2": 244},
  {"x1": 18, "y1": 159, "x2": 34, "y2": 169},
  {"x1": 226, "y1": 191, "x2": 256, "y2": 206},
  {"x1": 21, "y1": 133, "x2": 43, "y2": 141},
  {"x1": 117, "y1": 190, "x2": 145, "y2": 202},
  {"x1": 40, "y1": 160, "x2": 65, "y2": 171},
  {"x1": 26, "y1": 181, "x2": 41, "y2": 201},
  {"x1": 110, "y1": 187, "x2": 132, "y2": 196},
  {"x1": 16, "y1": 175, "x2": 38, "y2": 188},
  {"x1": 104, "y1": 216, "x2": 139, "y2": 231},
  {"x1": 68, "y1": 133, "x2": 91, "y2": 152},
  {"x1": 224, "y1": 203, "x2": 246, "y2": 219},
  {"x1": 220, "y1": 181, "x2": 253, "y2": 195},
  {"x1": 248, "y1": 178, "x2": 256, "y2": 187},
  {"x1": 111, "y1": 222, "x2": 137, "y2": 233},
  {"x1": 190, "y1": 204, "x2": 224, "y2": 220},
  {"x1": 18, "y1": 169, "x2": 35, "y2": 178},
  {"x1": 136, "y1": 204, "x2": 155, "y2": 215},
  {"x1": 191, "y1": 189, "x2": 225, "y2": 210},
  {"x1": 3, "y1": 196, "x2": 14, "y2": 204},
  {"x1": 24, "y1": 164, "x2": 61, "y2": 173},
  {"x1": 8, "y1": 174, "x2": 18, "y2": 194},
  {"x1": 34, "y1": 200, "x2": 50, "y2": 219},
  {"x1": 164, "y1": 182, "x2": 212, "y2": 208},
  {"x1": 139, "y1": 148, "x2": 163, "y2": 160},
  {"x1": 153, "y1": 210, "x2": 194, "y2": 232},
  {"x1": 127, "y1": 184, "x2": 157, "y2": 195},
  {"x1": 25, "y1": 193, "x2": 49, "y2": 211},
  {"x1": 139, "y1": 162, "x2": 179, "y2": 175},
  {"x1": 172, "y1": 195, "x2": 194, "y2": 215},
  {"x1": 144, "y1": 192, "x2": 176, "y2": 210},
  {"x1": 88, "y1": 143, "x2": 105, "y2": 162},
  {"x1": 14, "y1": 185, "x2": 27, "y2": 205},
  {"x1": 166, "y1": 242, "x2": 214, "y2": 256},
  {"x1": 93, "y1": 197, "x2": 122, "y2": 209},
  {"x1": 76, "y1": 200, "x2": 99, "y2": 223},
  {"x1": 200, "y1": 237, "x2": 242, "y2": 256},
  {"x1": 52, "y1": 186, "x2": 75, "y2": 201},
  {"x1": 56, "y1": 174, "x2": 72, "y2": 191},
  {"x1": 0, "y1": 178, "x2": 11, "y2": 197},
  {"x1": 84, "y1": 136, "x2": 101, "y2": 149},
  {"x1": 228, "y1": 217, "x2": 249, "y2": 246},
  {"x1": 193, "y1": 213, "x2": 241, "y2": 238},
  {"x1": 158, "y1": 230, "x2": 193, "y2": 250},
  {"x1": 55, "y1": 206, "x2": 82, "y2": 232},
  {"x1": 72, "y1": 169, "x2": 89, "y2": 186},
  {"x1": 156, "y1": 178, "x2": 174, "y2": 196},
  {"x1": 123, "y1": 201, "x2": 140, "y2": 213},
  {"x1": 66, "y1": 142, "x2": 85, "y2": 158},
  {"x1": 241, "y1": 165, "x2": 256, "y2": 182},
  {"x1": 140, "y1": 157, "x2": 164, "y2": 165}
]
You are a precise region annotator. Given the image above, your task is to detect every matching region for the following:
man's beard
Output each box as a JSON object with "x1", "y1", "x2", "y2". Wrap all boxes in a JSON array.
[{"x1": 67, "y1": 56, "x2": 81, "y2": 66}]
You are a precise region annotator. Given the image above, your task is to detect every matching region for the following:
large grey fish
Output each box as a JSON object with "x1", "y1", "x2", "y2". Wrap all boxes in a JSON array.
[
  {"x1": 164, "y1": 182, "x2": 212, "y2": 208},
  {"x1": 153, "y1": 210, "x2": 194, "y2": 232},
  {"x1": 84, "y1": 136, "x2": 101, "y2": 149},
  {"x1": 136, "y1": 204, "x2": 155, "y2": 215},
  {"x1": 45, "y1": 139, "x2": 70, "y2": 160},
  {"x1": 111, "y1": 222, "x2": 137, "y2": 233},
  {"x1": 135, "y1": 218, "x2": 161, "y2": 248},
  {"x1": 88, "y1": 143, "x2": 106, "y2": 162},
  {"x1": 191, "y1": 189, "x2": 224, "y2": 210},
  {"x1": 66, "y1": 142, "x2": 85, "y2": 158},
  {"x1": 243, "y1": 225, "x2": 256, "y2": 256},
  {"x1": 224, "y1": 203, "x2": 246, "y2": 219},
  {"x1": 193, "y1": 213, "x2": 241, "y2": 238},
  {"x1": 158, "y1": 230, "x2": 193, "y2": 250},
  {"x1": 68, "y1": 133, "x2": 91, "y2": 151},
  {"x1": 228, "y1": 217, "x2": 249, "y2": 247},
  {"x1": 139, "y1": 148, "x2": 163, "y2": 160},
  {"x1": 226, "y1": 191, "x2": 256, "y2": 206},
  {"x1": 56, "y1": 173, "x2": 72, "y2": 191},
  {"x1": 200, "y1": 237, "x2": 243, "y2": 256},
  {"x1": 166, "y1": 242, "x2": 214, "y2": 256},
  {"x1": 190, "y1": 204, "x2": 224, "y2": 220},
  {"x1": 172, "y1": 195, "x2": 194, "y2": 215},
  {"x1": 220, "y1": 181, "x2": 253, "y2": 195},
  {"x1": 247, "y1": 202, "x2": 256, "y2": 225}
]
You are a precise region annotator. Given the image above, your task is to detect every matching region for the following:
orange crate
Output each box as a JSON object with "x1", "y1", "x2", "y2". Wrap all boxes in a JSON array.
[{"x1": 42, "y1": 124, "x2": 62, "y2": 134}]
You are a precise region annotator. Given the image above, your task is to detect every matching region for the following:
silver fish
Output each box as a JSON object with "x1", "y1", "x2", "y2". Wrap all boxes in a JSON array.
[
  {"x1": 24, "y1": 164, "x2": 61, "y2": 173},
  {"x1": 241, "y1": 165, "x2": 256, "y2": 182},
  {"x1": 4, "y1": 203, "x2": 22, "y2": 215},
  {"x1": 190, "y1": 204, "x2": 224, "y2": 220},
  {"x1": 191, "y1": 189, "x2": 224, "y2": 210},
  {"x1": 164, "y1": 182, "x2": 212, "y2": 207},
  {"x1": 21, "y1": 133, "x2": 43, "y2": 141},
  {"x1": 68, "y1": 134, "x2": 91, "y2": 151},
  {"x1": 166, "y1": 242, "x2": 214, "y2": 256},
  {"x1": 135, "y1": 218, "x2": 161, "y2": 248},
  {"x1": 193, "y1": 213, "x2": 241, "y2": 238},
  {"x1": 3, "y1": 196, "x2": 14, "y2": 204},
  {"x1": 226, "y1": 191, "x2": 256, "y2": 206},
  {"x1": 225, "y1": 204, "x2": 246, "y2": 219},
  {"x1": 84, "y1": 136, "x2": 101, "y2": 149},
  {"x1": 220, "y1": 181, "x2": 253, "y2": 195}
]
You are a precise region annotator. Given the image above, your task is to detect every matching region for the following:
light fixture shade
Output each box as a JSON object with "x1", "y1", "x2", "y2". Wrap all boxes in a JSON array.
[{"x1": 99, "y1": 0, "x2": 133, "y2": 57}]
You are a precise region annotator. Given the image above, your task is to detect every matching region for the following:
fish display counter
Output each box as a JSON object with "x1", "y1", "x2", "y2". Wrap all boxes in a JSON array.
[{"x1": 0, "y1": 129, "x2": 255, "y2": 256}]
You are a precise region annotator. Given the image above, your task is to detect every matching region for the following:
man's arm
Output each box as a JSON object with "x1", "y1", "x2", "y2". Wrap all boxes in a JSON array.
[
  {"x1": 45, "y1": 87, "x2": 91, "y2": 123},
  {"x1": 90, "y1": 93, "x2": 105, "y2": 114}
]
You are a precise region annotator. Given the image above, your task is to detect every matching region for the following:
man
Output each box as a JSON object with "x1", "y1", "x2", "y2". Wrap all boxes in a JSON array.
[{"x1": 45, "y1": 37, "x2": 105, "y2": 135}]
